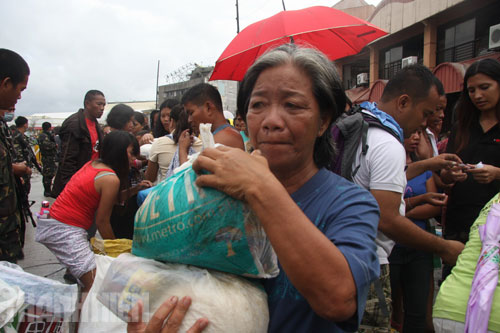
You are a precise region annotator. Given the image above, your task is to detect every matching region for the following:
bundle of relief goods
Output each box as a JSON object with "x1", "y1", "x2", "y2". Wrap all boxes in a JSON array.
[
  {"x1": 90, "y1": 237, "x2": 132, "y2": 258},
  {"x1": 133, "y1": 123, "x2": 278, "y2": 278},
  {"x1": 0, "y1": 261, "x2": 78, "y2": 333},
  {"x1": 79, "y1": 255, "x2": 126, "y2": 333},
  {"x1": 97, "y1": 253, "x2": 269, "y2": 333}
]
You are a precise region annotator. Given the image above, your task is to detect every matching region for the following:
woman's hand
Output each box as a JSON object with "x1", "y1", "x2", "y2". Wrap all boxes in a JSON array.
[
  {"x1": 466, "y1": 164, "x2": 500, "y2": 184},
  {"x1": 127, "y1": 297, "x2": 208, "y2": 333},
  {"x1": 137, "y1": 180, "x2": 153, "y2": 191},
  {"x1": 421, "y1": 192, "x2": 448, "y2": 206},
  {"x1": 178, "y1": 130, "x2": 193, "y2": 152},
  {"x1": 140, "y1": 133, "x2": 154, "y2": 145},
  {"x1": 192, "y1": 146, "x2": 276, "y2": 201},
  {"x1": 440, "y1": 165, "x2": 468, "y2": 184},
  {"x1": 405, "y1": 192, "x2": 446, "y2": 213}
]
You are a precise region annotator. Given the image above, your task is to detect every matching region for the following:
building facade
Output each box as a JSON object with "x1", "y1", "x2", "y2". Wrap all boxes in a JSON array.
[
  {"x1": 158, "y1": 65, "x2": 238, "y2": 114},
  {"x1": 335, "y1": 0, "x2": 500, "y2": 133}
]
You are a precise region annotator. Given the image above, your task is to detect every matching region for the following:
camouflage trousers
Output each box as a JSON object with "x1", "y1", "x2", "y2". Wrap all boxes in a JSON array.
[
  {"x1": 0, "y1": 212, "x2": 23, "y2": 263},
  {"x1": 358, "y1": 264, "x2": 392, "y2": 333},
  {"x1": 41, "y1": 159, "x2": 56, "y2": 178},
  {"x1": 42, "y1": 159, "x2": 56, "y2": 189}
]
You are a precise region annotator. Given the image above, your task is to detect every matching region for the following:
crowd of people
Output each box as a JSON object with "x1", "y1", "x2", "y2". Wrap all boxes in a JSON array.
[{"x1": 1, "y1": 42, "x2": 499, "y2": 333}]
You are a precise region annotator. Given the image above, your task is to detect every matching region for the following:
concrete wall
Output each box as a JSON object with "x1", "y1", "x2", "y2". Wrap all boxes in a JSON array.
[
  {"x1": 369, "y1": 0, "x2": 466, "y2": 34},
  {"x1": 213, "y1": 80, "x2": 238, "y2": 113},
  {"x1": 158, "y1": 78, "x2": 238, "y2": 113},
  {"x1": 340, "y1": 6, "x2": 375, "y2": 21}
]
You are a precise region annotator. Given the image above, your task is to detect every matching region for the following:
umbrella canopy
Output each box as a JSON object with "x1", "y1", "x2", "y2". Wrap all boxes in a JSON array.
[{"x1": 209, "y1": 6, "x2": 387, "y2": 81}]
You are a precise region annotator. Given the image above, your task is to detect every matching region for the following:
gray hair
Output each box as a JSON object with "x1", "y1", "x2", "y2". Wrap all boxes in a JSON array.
[{"x1": 237, "y1": 43, "x2": 346, "y2": 169}]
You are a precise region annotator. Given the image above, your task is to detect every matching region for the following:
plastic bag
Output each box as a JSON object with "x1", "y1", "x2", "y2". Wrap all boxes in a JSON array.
[
  {"x1": 79, "y1": 255, "x2": 126, "y2": 332},
  {"x1": 0, "y1": 261, "x2": 77, "y2": 318},
  {"x1": 90, "y1": 237, "x2": 132, "y2": 258},
  {"x1": 97, "y1": 253, "x2": 269, "y2": 333},
  {"x1": 133, "y1": 123, "x2": 278, "y2": 278},
  {"x1": 0, "y1": 278, "x2": 25, "y2": 328}
]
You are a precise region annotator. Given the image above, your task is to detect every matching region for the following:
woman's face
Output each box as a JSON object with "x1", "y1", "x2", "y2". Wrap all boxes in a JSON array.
[
  {"x1": 404, "y1": 129, "x2": 421, "y2": 153},
  {"x1": 124, "y1": 116, "x2": 135, "y2": 133},
  {"x1": 131, "y1": 119, "x2": 143, "y2": 134},
  {"x1": 127, "y1": 144, "x2": 136, "y2": 167},
  {"x1": 467, "y1": 73, "x2": 500, "y2": 113},
  {"x1": 246, "y1": 63, "x2": 330, "y2": 175},
  {"x1": 234, "y1": 115, "x2": 246, "y2": 132},
  {"x1": 160, "y1": 107, "x2": 171, "y2": 131}
]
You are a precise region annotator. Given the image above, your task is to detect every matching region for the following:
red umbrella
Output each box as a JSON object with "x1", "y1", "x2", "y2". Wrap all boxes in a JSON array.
[{"x1": 209, "y1": 6, "x2": 387, "y2": 81}]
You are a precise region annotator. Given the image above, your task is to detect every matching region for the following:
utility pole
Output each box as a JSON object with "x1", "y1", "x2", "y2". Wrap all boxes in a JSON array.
[
  {"x1": 281, "y1": 0, "x2": 286, "y2": 11},
  {"x1": 155, "y1": 60, "x2": 160, "y2": 109},
  {"x1": 235, "y1": 0, "x2": 240, "y2": 33}
]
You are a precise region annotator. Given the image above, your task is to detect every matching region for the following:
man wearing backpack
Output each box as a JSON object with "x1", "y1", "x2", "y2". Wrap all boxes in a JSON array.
[{"x1": 347, "y1": 65, "x2": 465, "y2": 332}]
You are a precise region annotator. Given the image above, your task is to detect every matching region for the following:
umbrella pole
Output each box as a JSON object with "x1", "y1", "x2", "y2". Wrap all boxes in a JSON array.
[
  {"x1": 235, "y1": 0, "x2": 240, "y2": 33},
  {"x1": 155, "y1": 60, "x2": 160, "y2": 110},
  {"x1": 281, "y1": 0, "x2": 286, "y2": 11}
]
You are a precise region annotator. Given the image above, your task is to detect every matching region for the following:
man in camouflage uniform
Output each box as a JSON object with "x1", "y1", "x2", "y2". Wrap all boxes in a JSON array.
[
  {"x1": 38, "y1": 122, "x2": 57, "y2": 197},
  {"x1": 0, "y1": 48, "x2": 30, "y2": 263},
  {"x1": 0, "y1": 110, "x2": 27, "y2": 262},
  {"x1": 12, "y1": 116, "x2": 37, "y2": 195}
]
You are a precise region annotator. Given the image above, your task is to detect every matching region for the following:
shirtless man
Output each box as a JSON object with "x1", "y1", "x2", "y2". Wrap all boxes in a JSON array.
[{"x1": 182, "y1": 83, "x2": 244, "y2": 150}]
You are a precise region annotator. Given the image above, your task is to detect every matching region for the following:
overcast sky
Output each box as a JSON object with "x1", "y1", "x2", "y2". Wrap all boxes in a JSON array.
[{"x1": 1, "y1": 0, "x2": 381, "y2": 116}]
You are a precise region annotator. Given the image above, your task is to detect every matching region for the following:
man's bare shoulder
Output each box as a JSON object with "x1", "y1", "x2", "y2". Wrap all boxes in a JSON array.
[{"x1": 214, "y1": 127, "x2": 244, "y2": 149}]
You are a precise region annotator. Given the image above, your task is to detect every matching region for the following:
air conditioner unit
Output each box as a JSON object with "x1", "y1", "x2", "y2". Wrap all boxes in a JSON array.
[
  {"x1": 357, "y1": 73, "x2": 369, "y2": 85},
  {"x1": 489, "y1": 23, "x2": 500, "y2": 49},
  {"x1": 401, "y1": 56, "x2": 418, "y2": 68}
]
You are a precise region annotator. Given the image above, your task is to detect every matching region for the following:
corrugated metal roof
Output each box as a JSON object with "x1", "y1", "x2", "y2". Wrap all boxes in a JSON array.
[{"x1": 432, "y1": 63, "x2": 466, "y2": 94}]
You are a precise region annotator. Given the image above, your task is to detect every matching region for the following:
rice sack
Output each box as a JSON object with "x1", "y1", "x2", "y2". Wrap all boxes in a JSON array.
[{"x1": 97, "y1": 253, "x2": 269, "y2": 333}]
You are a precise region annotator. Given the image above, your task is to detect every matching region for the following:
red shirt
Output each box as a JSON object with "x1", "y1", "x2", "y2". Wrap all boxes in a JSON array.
[
  {"x1": 85, "y1": 118, "x2": 100, "y2": 161},
  {"x1": 50, "y1": 162, "x2": 115, "y2": 230}
]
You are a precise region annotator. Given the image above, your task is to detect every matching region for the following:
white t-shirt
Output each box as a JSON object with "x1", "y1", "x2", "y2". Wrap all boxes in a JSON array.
[
  {"x1": 140, "y1": 143, "x2": 153, "y2": 160},
  {"x1": 426, "y1": 127, "x2": 439, "y2": 157},
  {"x1": 149, "y1": 136, "x2": 203, "y2": 183},
  {"x1": 352, "y1": 118, "x2": 407, "y2": 265},
  {"x1": 149, "y1": 136, "x2": 178, "y2": 183}
]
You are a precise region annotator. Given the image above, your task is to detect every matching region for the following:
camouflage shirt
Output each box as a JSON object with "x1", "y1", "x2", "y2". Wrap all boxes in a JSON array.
[
  {"x1": 12, "y1": 129, "x2": 32, "y2": 167},
  {"x1": 0, "y1": 120, "x2": 22, "y2": 262},
  {"x1": 38, "y1": 131, "x2": 57, "y2": 158},
  {"x1": 38, "y1": 131, "x2": 57, "y2": 178}
]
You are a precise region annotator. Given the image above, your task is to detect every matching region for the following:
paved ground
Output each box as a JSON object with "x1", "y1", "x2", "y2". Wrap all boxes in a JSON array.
[
  {"x1": 18, "y1": 171, "x2": 67, "y2": 284},
  {"x1": 8, "y1": 172, "x2": 78, "y2": 332}
]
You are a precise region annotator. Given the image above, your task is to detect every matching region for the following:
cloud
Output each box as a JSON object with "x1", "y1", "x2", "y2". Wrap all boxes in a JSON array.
[{"x1": 1, "y1": 0, "x2": 380, "y2": 115}]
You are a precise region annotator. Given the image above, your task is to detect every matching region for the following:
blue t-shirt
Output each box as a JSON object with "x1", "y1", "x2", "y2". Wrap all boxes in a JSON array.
[
  {"x1": 263, "y1": 168, "x2": 380, "y2": 332},
  {"x1": 404, "y1": 170, "x2": 432, "y2": 230}
]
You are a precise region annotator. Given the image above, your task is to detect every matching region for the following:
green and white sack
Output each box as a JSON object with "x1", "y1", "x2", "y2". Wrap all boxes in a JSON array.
[{"x1": 133, "y1": 124, "x2": 278, "y2": 278}]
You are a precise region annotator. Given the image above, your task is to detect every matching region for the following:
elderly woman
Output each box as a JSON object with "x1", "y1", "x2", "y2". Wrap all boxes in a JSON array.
[{"x1": 128, "y1": 44, "x2": 380, "y2": 333}]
